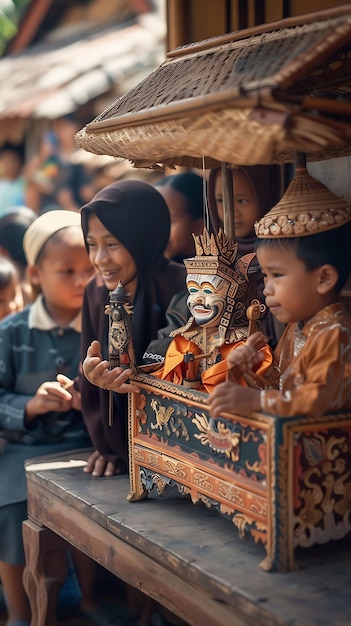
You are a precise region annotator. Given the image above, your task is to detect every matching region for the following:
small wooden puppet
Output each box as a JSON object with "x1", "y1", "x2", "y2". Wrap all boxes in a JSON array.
[
  {"x1": 104, "y1": 280, "x2": 136, "y2": 424},
  {"x1": 149, "y1": 228, "x2": 272, "y2": 392}
]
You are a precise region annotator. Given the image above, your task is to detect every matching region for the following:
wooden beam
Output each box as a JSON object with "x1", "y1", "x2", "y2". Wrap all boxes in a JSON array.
[
  {"x1": 7, "y1": 0, "x2": 52, "y2": 54},
  {"x1": 265, "y1": 0, "x2": 284, "y2": 23},
  {"x1": 166, "y1": 0, "x2": 190, "y2": 52}
]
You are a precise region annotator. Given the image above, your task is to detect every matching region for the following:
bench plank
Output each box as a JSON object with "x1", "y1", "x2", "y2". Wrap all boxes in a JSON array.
[{"x1": 24, "y1": 449, "x2": 351, "y2": 626}]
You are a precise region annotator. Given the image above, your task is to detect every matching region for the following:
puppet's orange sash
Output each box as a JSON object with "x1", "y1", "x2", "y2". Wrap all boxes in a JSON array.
[{"x1": 152, "y1": 335, "x2": 272, "y2": 392}]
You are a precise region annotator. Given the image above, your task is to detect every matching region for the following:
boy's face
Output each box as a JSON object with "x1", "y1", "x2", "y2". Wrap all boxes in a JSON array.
[
  {"x1": 257, "y1": 244, "x2": 324, "y2": 324},
  {"x1": 30, "y1": 226, "x2": 95, "y2": 321},
  {"x1": 85, "y1": 214, "x2": 137, "y2": 293},
  {"x1": 214, "y1": 169, "x2": 259, "y2": 238}
]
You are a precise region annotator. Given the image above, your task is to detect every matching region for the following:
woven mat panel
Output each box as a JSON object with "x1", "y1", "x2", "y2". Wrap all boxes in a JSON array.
[
  {"x1": 90, "y1": 16, "x2": 351, "y2": 127},
  {"x1": 76, "y1": 107, "x2": 351, "y2": 169},
  {"x1": 288, "y1": 43, "x2": 351, "y2": 97}
]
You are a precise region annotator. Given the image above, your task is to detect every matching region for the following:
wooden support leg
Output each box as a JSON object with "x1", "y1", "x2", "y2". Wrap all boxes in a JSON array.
[{"x1": 22, "y1": 519, "x2": 68, "y2": 626}]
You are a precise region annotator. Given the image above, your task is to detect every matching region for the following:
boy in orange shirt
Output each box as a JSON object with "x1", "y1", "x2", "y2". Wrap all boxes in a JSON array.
[{"x1": 209, "y1": 167, "x2": 351, "y2": 419}]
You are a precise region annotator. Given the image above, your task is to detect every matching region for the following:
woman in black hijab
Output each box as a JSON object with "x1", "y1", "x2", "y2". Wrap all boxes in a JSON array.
[{"x1": 79, "y1": 179, "x2": 186, "y2": 477}]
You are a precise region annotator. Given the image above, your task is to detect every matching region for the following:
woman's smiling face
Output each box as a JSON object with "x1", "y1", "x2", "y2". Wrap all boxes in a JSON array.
[{"x1": 85, "y1": 214, "x2": 138, "y2": 295}]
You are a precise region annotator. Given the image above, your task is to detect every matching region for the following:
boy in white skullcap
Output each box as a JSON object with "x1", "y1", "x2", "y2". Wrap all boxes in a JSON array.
[
  {"x1": 209, "y1": 167, "x2": 351, "y2": 419},
  {"x1": 0, "y1": 210, "x2": 99, "y2": 625}
]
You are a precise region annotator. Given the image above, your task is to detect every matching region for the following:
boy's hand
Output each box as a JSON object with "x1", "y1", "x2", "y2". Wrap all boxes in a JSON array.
[
  {"x1": 56, "y1": 374, "x2": 82, "y2": 411},
  {"x1": 227, "y1": 331, "x2": 267, "y2": 373},
  {"x1": 82, "y1": 340, "x2": 139, "y2": 394},
  {"x1": 208, "y1": 381, "x2": 261, "y2": 418},
  {"x1": 25, "y1": 381, "x2": 73, "y2": 423},
  {"x1": 83, "y1": 449, "x2": 123, "y2": 477}
]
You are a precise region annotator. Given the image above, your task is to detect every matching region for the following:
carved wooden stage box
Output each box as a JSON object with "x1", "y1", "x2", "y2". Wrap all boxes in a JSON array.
[{"x1": 128, "y1": 372, "x2": 351, "y2": 572}]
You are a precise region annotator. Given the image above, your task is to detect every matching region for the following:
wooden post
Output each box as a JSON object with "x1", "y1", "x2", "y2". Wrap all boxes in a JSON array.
[{"x1": 221, "y1": 163, "x2": 235, "y2": 240}]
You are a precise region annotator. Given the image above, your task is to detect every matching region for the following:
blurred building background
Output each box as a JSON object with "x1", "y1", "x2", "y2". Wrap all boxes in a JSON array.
[{"x1": 0, "y1": 0, "x2": 349, "y2": 191}]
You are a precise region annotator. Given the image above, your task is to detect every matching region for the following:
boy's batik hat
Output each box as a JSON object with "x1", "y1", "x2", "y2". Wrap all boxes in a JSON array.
[
  {"x1": 23, "y1": 209, "x2": 81, "y2": 265},
  {"x1": 255, "y1": 167, "x2": 351, "y2": 238}
]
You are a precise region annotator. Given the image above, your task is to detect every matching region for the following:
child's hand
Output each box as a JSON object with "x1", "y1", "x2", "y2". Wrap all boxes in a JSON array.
[
  {"x1": 25, "y1": 381, "x2": 73, "y2": 423},
  {"x1": 227, "y1": 331, "x2": 267, "y2": 373},
  {"x1": 56, "y1": 374, "x2": 82, "y2": 411},
  {"x1": 82, "y1": 340, "x2": 139, "y2": 394},
  {"x1": 208, "y1": 381, "x2": 261, "y2": 417}
]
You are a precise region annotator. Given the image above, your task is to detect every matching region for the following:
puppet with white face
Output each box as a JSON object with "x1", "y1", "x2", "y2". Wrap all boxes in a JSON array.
[
  {"x1": 149, "y1": 229, "x2": 272, "y2": 391},
  {"x1": 186, "y1": 274, "x2": 229, "y2": 328}
]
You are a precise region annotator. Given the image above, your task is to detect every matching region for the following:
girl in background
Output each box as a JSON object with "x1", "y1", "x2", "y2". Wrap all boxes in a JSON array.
[{"x1": 208, "y1": 164, "x2": 284, "y2": 347}]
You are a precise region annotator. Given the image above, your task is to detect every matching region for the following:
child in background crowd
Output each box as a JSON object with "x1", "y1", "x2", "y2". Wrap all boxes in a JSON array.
[
  {"x1": 0, "y1": 256, "x2": 24, "y2": 321},
  {"x1": 208, "y1": 164, "x2": 284, "y2": 348},
  {"x1": 0, "y1": 145, "x2": 27, "y2": 217},
  {"x1": 25, "y1": 117, "x2": 94, "y2": 214},
  {"x1": 209, "y1": 168, "x2": 351, "y2": 419},
  {"x1": 0, "y1": 206, "x2": 37, "y2": 306},
  {"x1": 0, "y1": 210, "x2": 103, "y2": 626},
  {"x1": 155, "y1": 171, "x2": 204, "y2": 263}
]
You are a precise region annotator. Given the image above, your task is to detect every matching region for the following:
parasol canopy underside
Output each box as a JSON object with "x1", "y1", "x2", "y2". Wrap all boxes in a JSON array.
[{"x1": 76, "y1": 5, "x2": 351, "y2": 169}]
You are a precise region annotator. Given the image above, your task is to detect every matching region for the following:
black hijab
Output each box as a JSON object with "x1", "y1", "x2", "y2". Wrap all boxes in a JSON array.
[
  {"x1": 81, "y1": 178, "x2": 170, "y2": 271},
  {"x1": 81, "y1": 179, "x2": 174, "y2": 363}
]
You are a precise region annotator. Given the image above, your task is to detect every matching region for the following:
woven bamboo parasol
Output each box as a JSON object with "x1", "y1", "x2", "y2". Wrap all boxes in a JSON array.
[{"x1": 76, "y1": 5, "x2": 351, "y2": 169}]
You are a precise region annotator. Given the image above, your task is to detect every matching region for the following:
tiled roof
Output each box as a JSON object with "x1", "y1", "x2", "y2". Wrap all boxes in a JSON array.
[{"x1": 0, "y1": 13, "x2": 165, "y2": 120}]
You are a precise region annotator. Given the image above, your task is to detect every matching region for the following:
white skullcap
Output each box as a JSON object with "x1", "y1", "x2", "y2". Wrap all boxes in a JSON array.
[{"x1": 23, "y1": 209, "x2": 82, "y2": 265}]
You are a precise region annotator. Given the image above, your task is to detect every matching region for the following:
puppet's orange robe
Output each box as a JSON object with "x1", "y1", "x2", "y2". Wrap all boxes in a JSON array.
[{"x1": 152, "y1": 334, "x2": 273, "y2": 393}]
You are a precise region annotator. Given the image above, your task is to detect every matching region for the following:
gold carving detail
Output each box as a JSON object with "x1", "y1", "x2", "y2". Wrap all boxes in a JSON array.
[
  {"x1": 164, "y1": 458, "x2": 188, "y2": 479},
  {"x1": 294, "y1": 433, "x2": 351, "y2": 547},
  {"x1": 193, "y1": 472, "x2": 215, "y2": 493},
  {"x1": 147, "y1": 453, "x2": 161, "y2": 468},
  {"x1": 192, "y1": 412, "x2": 240, "y2": 461}
]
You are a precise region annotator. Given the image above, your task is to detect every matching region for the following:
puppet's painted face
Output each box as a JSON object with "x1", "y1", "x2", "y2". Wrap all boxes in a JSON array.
[{"x1": 186, "y1": 273, "x2": 229, "y2": 327}]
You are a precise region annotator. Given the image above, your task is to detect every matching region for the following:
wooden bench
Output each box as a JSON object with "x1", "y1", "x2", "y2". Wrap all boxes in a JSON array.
[{"x1": 23, "y1": 448, "x2": 351, "y2": 626}]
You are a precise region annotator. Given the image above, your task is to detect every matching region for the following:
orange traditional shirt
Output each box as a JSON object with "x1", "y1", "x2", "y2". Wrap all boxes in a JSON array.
[{"x1": 260, "y1": 303, "x2": 351, "y2": 417}]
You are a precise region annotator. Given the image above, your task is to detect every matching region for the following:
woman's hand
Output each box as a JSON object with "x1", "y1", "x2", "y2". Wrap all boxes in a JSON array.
[
  {"x1": 83, "y1": 449, "x2": 124, "y2": 477},
  {"x1": 208, "y1": 381, "x2": 261, "y2": 418},
  {"x1": 82, "y1": 340, "x2": 139, "y2": 394},
  {"x1": 25, "y1": 381, "x2": 73, "y2": 423}
]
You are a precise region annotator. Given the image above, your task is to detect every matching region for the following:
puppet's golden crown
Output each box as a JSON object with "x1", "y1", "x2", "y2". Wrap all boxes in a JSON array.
[{"x1": 191, "y1": 228, "x2": 237, "y2": 266}]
